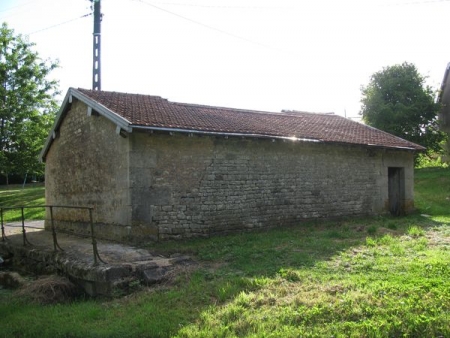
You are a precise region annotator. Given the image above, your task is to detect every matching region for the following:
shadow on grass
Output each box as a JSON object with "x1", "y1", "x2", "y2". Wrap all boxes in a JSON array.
[
  {"x1": 0, "y1": 186, "x2": 45, "y2": 205},
  {"x1": 1, "y1": 213, "x2": 447, "y2": 337},
  {"x1": 0, "y1": 186, "x2": 46, "y2": 221},
  {"x1": 153, "y1": 213, "x2": 443, "y2": 274},
  {"x1": 139, "y1": 212, "x2": 446, "y2": 337}
]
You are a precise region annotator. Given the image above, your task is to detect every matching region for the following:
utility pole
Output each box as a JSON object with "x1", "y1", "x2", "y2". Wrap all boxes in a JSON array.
[{"x1": 91, "y1": 0, "x2": 102, "y2": 90}]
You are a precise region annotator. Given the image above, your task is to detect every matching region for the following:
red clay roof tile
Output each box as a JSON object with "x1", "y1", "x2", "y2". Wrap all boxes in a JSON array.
[{"x1": 77, "y1": 88, "x2": 425, "y2": 151}]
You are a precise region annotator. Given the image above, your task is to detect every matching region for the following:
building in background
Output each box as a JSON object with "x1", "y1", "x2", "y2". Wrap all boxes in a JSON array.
[{"x1": 439, "y1": 62, "x2": 450, "y2": 161}]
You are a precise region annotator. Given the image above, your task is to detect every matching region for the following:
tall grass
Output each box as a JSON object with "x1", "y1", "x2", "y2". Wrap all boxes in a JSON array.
[{"x1": 0, "y1": 168, "x2": 449, "y2": 337}]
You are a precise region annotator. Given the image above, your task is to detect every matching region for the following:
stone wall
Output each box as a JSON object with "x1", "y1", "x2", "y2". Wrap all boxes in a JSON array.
[
  {"x1": 44, "y1": 99, "x2": 131, "y2": 239},
  {"x1": 44, "y1": 99, "x2": 415, "y2": 242},
  {"x1": 129, "y1": 132, "x2": 415, "y2": 240}
]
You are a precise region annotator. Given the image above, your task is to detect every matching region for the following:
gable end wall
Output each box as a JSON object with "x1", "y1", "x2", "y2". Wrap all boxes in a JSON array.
[{"x1": 44, "y1": 100, "x2": 131, "y2": 238}]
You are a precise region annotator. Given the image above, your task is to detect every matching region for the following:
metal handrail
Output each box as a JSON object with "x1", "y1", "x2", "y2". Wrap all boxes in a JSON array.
[{"x1": 0, "y1": 205, "x2": 106, "y2": 266}]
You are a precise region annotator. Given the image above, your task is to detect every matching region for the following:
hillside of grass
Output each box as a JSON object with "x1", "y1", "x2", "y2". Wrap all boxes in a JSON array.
[{"x1": 1, "y1": 168, "x2": 450, "y2": 337}]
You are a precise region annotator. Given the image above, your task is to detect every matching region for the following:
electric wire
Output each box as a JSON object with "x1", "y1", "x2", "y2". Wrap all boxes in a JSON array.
[
  {"x1": 126, "y1": 0, "x2": 450, "y2": 8},
  {"x1": 26, "y1": 13, "x2": 92, "y2": 36},
  {"x1": 0, "y1": 0, "x2": 36, "y2": 13},
  {"x1": 392, "y1": 0, "x2": 450, "y2": 4},
  {"x1": 132, "y1": 0, "x2": 294, "y2": 56},
  {"x1": 135, "y1": 1, "x2": 289, "y2": 10}
]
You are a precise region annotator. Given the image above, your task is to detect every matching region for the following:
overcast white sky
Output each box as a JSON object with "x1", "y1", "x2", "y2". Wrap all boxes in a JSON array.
[{"x1": 1, "y1": 0, "x2": 449, "y2": 118}]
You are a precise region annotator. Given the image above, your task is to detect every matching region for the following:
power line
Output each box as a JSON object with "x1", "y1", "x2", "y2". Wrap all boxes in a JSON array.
[
  {"x1": 26, "y1": 13, "x2": 92, "y2": 36},
  {"x1": 141, "y1": 1, "x2": 289, "y2": 10},
  {"x1": 0, "y1": 0, "x2": 36, "y2": 13},
  {"x1": 0, "y1": 1, "x2": 41, "y2": 21},
  {"x1": 394, "y1": 0, "x2": 450, "y2": 4},
  {"x1": 132, "y1": 0, "x2": 292, "y2": 55},
  {"x1": 377, "y1": 0, "x2": 450, "y2": 5}
]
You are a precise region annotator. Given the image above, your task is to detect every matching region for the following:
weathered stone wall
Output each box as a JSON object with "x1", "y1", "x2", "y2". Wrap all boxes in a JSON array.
[
  {"x1": 44, "y1": 99, "x2": 131, "y2": 240},
  {"x1": 129, "y1": 132, "x2": 415, "y2": 240},
  {"x1": 44, "y1": 99, "x2": 415, "y2": 242}
]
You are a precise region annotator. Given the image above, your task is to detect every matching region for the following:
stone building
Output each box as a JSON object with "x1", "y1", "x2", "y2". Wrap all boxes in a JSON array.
[
  {"x1": 439, "y1": 62, "x2": 450, "y2": 159},
  {"x1": 40, "y1": 88, "x2": 424, "y2": 242}
]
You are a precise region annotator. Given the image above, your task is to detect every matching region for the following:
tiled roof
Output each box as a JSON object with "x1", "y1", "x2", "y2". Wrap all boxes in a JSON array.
[{"x1": 77, "y1": 88, "x2": 425, "y2": 151}]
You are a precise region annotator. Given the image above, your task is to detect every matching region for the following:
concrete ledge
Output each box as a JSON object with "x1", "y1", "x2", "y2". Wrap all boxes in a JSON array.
[{"x1": 0, "y1": 229, "x2": 194, "y2": 296}]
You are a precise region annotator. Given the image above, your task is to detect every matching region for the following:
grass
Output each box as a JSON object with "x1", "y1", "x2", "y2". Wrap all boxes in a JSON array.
[
  {"x1": 0, "y1": 184, "x2": 45, "y2": 221},
  {"x1": 1, "y1": 168, "x2": 450, "y2": 337},
  {"x1": 414, "y1": 166, "x2": 450, "y2": 222}
]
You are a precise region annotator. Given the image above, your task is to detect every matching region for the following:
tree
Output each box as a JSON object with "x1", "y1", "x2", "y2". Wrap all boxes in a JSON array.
[
  {"x1": 0, "y1": 23, "x2": 59, "y2": 184},
  {"x1": 360, "y1": 62, "x2": 445, "y2": 155}
]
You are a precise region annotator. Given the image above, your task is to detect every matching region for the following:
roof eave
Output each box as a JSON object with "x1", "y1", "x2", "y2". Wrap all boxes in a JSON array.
[
  {"x1": 132, "y1": 125, "x2": 321, "y2": 143},
  {"x1": 132, "y1": 125, "x2": 424, "y2": 151},
  {"x1": 39, "y1": 88, "x2": 132, "y2": 162},
  {"x1": 438, "y1": 62, "x2": 450, "y2": 103},
  {"x1": 39, "y1": 90, "x2": 72, "y2": 162},
  {"x1": 365, "y1": 143, "x2": 425, "y2": 152},
  {"x1": 75, "y1": 88, "x2": 132, "y2": 131}
]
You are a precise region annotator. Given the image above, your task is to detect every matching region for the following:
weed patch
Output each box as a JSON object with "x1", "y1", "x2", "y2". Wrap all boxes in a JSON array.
[{"x1": 408, "y1": 225, "x2": 425, "y2": 237}]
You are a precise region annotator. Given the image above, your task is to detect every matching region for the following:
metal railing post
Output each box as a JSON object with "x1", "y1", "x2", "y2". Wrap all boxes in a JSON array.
[
  {"x1": 89, "y1": 208, "x2": 105, "y2": 265},
  {"x1": 89, "y1": 208, "x2": 97, "y2": 266},
  {"x1": 21, "y1": 207, "x2": 26, "y2": 246},
  {"x1": 50, "y1": 206, "x2": 63, "y2": 252},
  {"x1": 20, "y1": 207, "x2": 32, "y2": 246},
  {"x1": 1, "y1": 208, "x2": 6, "y2": 241}
]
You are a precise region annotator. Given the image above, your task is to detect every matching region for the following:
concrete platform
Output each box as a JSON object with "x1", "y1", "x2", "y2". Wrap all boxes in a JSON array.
[{"x1": 0, "y1": 222, "x2": 193, "y2": 296}]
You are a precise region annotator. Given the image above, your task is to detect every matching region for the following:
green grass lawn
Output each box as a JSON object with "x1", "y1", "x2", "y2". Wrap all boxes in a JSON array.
[
  {"x1": 0, "y1": 185, "x2": 45, "y2": 221},
  {"x1": 1, "y1": 168, "x2": 450, "y2": 337}
]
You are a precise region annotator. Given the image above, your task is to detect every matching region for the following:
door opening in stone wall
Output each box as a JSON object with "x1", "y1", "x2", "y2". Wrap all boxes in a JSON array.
[{"x1": 388, "y1": 167, "x2": 405, "y2": 216}]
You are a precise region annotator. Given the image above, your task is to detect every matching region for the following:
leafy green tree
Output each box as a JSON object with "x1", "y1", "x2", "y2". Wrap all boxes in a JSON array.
[
  {"x1": 0, "y1": 23, "x2": 59, "y2": 184},
  {"x1": 360, "y1": 62, "x2": 445, "y2": 155}
]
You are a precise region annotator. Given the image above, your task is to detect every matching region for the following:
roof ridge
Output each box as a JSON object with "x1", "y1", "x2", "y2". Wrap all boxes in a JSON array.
[
  {"x1": 171, "y1": 100, "x2": 284, "y2": 115},
  {"x1": 170, "y1": 100, "x2": 336, "y2": 118},
  {"x1": 281, "y1": 109, "x2": 336, "y2": 116},
  {"x1": 77, "y1": 88, "x2": 168, "y2": 102}
]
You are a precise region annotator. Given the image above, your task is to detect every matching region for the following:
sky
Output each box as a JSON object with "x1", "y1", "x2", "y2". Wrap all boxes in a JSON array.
[{"x1": 0, "y1": 0, "x2": 449, "y2": 119}]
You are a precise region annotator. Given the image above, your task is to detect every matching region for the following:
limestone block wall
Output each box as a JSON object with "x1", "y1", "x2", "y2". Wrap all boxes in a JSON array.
[
  {"x1": 44, "y1": 99, "x2": 131, "y2": 239},
  {"x1": 129, "y1": 132, "x2": 415, "y2": 240},
  {"x1": 44, "y1": 102, "x2": 415, "y2": 243}
]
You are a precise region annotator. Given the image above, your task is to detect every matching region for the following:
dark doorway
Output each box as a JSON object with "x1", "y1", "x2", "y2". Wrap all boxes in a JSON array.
[{"x1": 388, "y1": 167, "x2": 405, "y2": 216}]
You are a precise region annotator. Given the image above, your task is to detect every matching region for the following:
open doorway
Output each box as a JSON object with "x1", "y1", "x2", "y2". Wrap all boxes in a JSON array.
[{"x1": 388, "y1": 167, "x2": 405, "y2": 216}]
